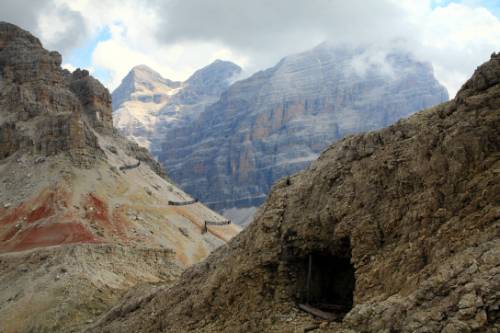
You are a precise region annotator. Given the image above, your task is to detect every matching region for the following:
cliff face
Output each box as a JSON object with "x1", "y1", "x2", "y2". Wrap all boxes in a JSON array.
[
  {"x1": 0, "y1": 23, "x2": 110, "y2": 165},
  {"x1": 112, "y1": 60, "x2": 241, "y2": 151},
  {"x1": 157, "y1": 44, "x2": 449, "y2": 222},
  {"x1": 92, "y1": 53, "x2": 499, "y2": 333},
  {"x1": 0, "y1": 22, "x2": 239, "y2": 333}
]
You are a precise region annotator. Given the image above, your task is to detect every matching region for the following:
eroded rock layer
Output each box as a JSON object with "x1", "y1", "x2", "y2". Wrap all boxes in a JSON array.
[{"x1": 92, "y1": 53, "x2": 499, "y2": 333}]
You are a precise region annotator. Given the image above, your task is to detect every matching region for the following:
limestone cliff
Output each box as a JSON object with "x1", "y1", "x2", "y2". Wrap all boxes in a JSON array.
[
  {"x1": 0, "y1": 22, "x2": 239, "y2": 333},
  {"x1": 157, "y1": 43, "x2": 449, "y2": 224},
  {"x1": 91, "y1": 53, "x2": 499, "y2": 333}
]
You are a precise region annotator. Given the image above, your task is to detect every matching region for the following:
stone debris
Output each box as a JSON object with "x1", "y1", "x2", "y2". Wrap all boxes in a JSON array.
[{"x1": 34, "y1": 157, "x2": 46, "y2": 164}]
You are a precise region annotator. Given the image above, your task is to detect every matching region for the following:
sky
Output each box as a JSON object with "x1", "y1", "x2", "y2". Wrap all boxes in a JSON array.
[{"x1": 0, "y1": 0, "x2": 499, "y2": 97}]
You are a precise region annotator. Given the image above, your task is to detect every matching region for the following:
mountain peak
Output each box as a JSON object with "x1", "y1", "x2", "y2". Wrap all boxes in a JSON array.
[
  {"x1": 112, "y1": 65, "x2": 181, "y2": 109},
  {"x1": 131, "y1": 64, "x2": 156, "y2": 72},
  {"x1": 186, "y1": 59, "x2": 241, "y2": 84},
  {"x1": 0, "y1": 21, "x2": 42, "y2": 48},
  {"x1": 456, "y1": 51, "x2": 499, "y2": 99},
  {"x1": 183, "y1": 59, "x2": 241, "y2": 97},
  {"x1": 127, "y1": 64, "x2": 179, "y2": 87},
  {"x1": 129, "y1": 64, "x2": 165, "y2": 81}
]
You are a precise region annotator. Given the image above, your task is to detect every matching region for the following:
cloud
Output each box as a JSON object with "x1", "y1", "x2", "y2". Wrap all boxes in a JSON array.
[
  {"x1": 0, "y1": 0, "x2": 88, "y2": 53},
  {"x1": 61, "y1": 63, "x2": 76, "y2": 72},
  {"x1": 412, "y1": 3, "x2": 500, "y2": 95},
  {"x1": 148, "y1": 0, "x2": 500, "y2": 96},
  {"x1": 52, "y1": 0, "x2": 249, "y2": 89},
  {"x1": 89, "y1": 21, "x2": 249, "y2": 89},
  {"x1": 0, "y1": 0, "x2": 47, "y2": 32},
  {"x1": 152, "y1": 0, "x2": 414, "y2": 73},
  {"x1": 1, "y1": 0, "x2": 499, "y2": 96}
]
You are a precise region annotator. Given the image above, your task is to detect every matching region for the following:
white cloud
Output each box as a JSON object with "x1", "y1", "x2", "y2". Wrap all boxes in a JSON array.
[
  {"x1": 0, "y1": 0, "x2": 88, "y2": 52},
  {"x1": 399, "y1": 2, "x2": 500, "y2": 95},
  {"x1": 56, "y1": 0, "x2": 248, "y2": 89},
  {"x1": 61, "y1": 63, "x2": 76, "y2": 72},
  {"x1": 90, "y1": 22, "x2": 249, "y2": 89},
  {"x1": 1, "y1": 0, "x2": 498, "y2": 96}
]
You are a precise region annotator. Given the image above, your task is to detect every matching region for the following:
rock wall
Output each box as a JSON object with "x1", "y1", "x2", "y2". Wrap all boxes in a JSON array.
[
  {"x1": 69, "y1": 68, "x2": 113, "y2": 132},
  {"x1": 0, "y1": 22, "x2": 112, "y2": 166},
  {"x1": 91, "y1": 53, "x2": 499, "y2": 333}
]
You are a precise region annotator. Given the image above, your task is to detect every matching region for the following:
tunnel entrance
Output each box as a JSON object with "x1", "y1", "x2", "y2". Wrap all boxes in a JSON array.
[{"x1": 295, "y1": 242, "x2": 355, "y2": 321}]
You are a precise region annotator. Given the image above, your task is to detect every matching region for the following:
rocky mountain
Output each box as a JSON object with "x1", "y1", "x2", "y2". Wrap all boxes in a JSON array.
[
  {"x1": 157, "y1": 43, "x2": 449, "y2": 225},
  {"x1": 91, "y1": 52, "x2": 499, "y2": 333},
  {"x1": 112, "y1": 60, "x2": 241, "y2": 151},
  {"x1": 0, "y1": 22, "x2": 239, "y2": 333}
]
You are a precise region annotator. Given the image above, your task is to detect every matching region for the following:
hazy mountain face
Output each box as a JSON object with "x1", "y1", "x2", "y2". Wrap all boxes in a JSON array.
[
  {"x1": 156, "y1": 44, "x2": 449, "y2": 224},
  {"x1": 112, "y1": 60, "x2": 241, "y2": 151}
]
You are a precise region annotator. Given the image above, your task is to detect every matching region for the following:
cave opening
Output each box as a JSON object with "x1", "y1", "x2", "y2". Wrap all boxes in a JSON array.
[{"x1": 294, "y1": 239, "x2": 355, "y2": 321}]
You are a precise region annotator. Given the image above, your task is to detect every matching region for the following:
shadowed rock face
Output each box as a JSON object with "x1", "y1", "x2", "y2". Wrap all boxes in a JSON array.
[
  {"x1": 91, "y1": 53, "x2": 499, "y2": 333},
  {"x1": 157, "y1": 44, "x2": 449, "y2": 220}
]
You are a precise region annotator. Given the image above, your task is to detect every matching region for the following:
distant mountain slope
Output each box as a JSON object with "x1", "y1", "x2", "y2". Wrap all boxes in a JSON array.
[
  {"x1": 91, "y1": 52, "x2": 499, "y2": 333},
  {"x1": 157, "y1": 43, "x2": 449, "y2": 223},
  {"x1": 0, "y1": 22, "x2": 239, "y2": 333},
  {"x1": 112, "y1": 60, "x2": 241, "y2": 151}
]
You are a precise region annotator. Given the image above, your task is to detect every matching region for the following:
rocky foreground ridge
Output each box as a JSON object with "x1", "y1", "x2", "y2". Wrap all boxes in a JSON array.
[
  {"x1": 0, "y1": 22, "x2": 239, "y2": 333},
  {"x1": 91, "y1": 53, "x2": 499, "y2": 332}
]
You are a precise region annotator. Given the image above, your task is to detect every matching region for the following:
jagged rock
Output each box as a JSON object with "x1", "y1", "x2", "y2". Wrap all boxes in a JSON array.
[
  {"x1": 123, "y1": 139, "x2": 167, "y2": 179},
  {"x1": 157, "y1": 43, "x2": 449, "y2": 223},
  {"x1": 0, "y1": 22, "x2": 110, "y2": 166},
  {"x1": 90, "y1": 53, "x2": 499, "y2": 333},
  {"x1": 69, "y1": 68, "x2": 113, "y2": 132}
]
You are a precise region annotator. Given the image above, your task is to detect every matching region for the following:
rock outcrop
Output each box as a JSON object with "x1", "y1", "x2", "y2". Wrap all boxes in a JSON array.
[
  {"x1": 0, "y1": 22, "x2": 239, "y2": 333},
  {"x1": 112, "y1": 60, "x2": 241, "y2": 151},
  {"x1": 0, "y1": 22, "x2": 113, "y2": 167},
  {"x1": 91, "y1": 53, "x2": 499, "y2": 333},
  {"x1": 157, "y1": 43, "x2": 449, "y2": 224}
]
